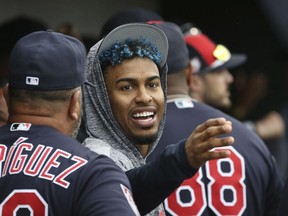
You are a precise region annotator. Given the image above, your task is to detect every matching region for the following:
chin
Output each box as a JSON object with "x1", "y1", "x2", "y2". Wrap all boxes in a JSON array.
[
  {"x1": 134, "y1": 133, "x2": 158, "y2": 145},
  {"x1": 217, "y1": 99, "x2": 231, "y2": 110}
]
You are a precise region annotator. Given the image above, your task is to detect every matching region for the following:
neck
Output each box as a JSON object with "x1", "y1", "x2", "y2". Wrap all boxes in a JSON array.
[
  {"x1": 189, "y1": 91, "x2": 203, "y2": 103},
  {"x1": 0, "y1": 120, "x2": 6, "y2": 127},
  {"x1": 167, "y1": 86, "x2": 189, "y2": 96},
  {"x1": 7, "y1": 114, "x2": 71, "y2": 136},
  {"x1": 167, "y1": 94, "x2": 192, "y2": 100},
  {"x1": 136, "y1": 144, "x2": 149, "y2": 157}
]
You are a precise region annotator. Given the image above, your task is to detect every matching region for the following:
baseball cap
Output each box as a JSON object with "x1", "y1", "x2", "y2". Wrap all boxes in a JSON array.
[
  {"x1": 148, "y1": 21, "x2": 190, "y2": 74},
  {"x1": 100, "y1": 7, "x2": 163, "y2": 37},
  {"x1": 182, "y1": 24, "x2": 247, "y2": 74},
  {"x1": 9, "y1": 30, "x2": 92, "y2": 90},
  {"x1": 99, "y1": 23, "x2": 168, "y2": 69}
]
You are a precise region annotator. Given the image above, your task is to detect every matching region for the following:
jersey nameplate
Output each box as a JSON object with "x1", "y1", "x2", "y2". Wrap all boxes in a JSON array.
[{"x1": 0, "y1": 137, "x2": 88, "y2": 189}]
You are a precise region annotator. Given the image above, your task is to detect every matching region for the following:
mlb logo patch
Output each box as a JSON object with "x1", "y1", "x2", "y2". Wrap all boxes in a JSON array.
[
  {"x1": 26, "y1": 76, "x2": 39, "y2": 86},
  {"x1": 10, "y1": 123, "x2": 31, "y2": 131},
  {"x1": 175, "y1": 99, "x2": 194, "y2": 109}
]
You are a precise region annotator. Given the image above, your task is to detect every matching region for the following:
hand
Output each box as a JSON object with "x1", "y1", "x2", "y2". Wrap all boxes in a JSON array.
[
  {"x1": 255, "y1": 111, "x2": 285, "y2": 140},
  {"x1": 185, "y1": 117, "x2": 234, "y2": 169}
]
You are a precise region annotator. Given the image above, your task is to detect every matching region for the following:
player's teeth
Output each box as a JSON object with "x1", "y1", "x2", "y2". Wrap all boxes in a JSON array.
[{"x1": 133, "y1": 112, "x2": 153, "y2": 117}]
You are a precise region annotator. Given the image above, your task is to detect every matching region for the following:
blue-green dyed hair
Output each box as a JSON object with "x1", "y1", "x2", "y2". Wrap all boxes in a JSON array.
[{"x1": 99, "y1": 37, "x2": 162, "y2": 71}]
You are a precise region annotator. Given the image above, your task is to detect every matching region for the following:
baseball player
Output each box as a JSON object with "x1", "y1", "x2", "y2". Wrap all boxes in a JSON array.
[
  {"x1": 147, "y1": 21, "x2": 284, "y2": 216},
  {"x1": 0, "y1": 31, "x2": 139, "y2": 216},
  {"x1": 82, "y1": 22, "x2": 235, "y2": 216}
]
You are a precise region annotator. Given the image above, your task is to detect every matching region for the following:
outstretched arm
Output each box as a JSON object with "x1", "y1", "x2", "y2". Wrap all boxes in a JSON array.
[{"x1": 126, "y1": 117, "x2": 234, "y2": 215}]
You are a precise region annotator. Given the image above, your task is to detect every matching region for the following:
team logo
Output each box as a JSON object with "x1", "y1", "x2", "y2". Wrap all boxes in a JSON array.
[
  {"x1": 10, "y1": 123, "x2": 31, "y2": 131},
  {"x1": 26, "y1": 76, "x2": 39, "y2": 86},
  {"x1": 120, "y1": 184, "x2": 140, "y2": 216},
  {"x1": 175, "y1": 99, "x2": 194, "y2": 109}
]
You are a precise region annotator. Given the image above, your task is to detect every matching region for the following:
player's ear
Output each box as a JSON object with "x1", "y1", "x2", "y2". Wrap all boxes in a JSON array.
[
  {"x1": 187, "y1": 62, "x2": 199, "y2": 89},
  {"x1": 187, "y1": 67, "x2": 204, "y2": 93},
  {"x1": 69, "y1": 88, "x2": 81, "y2": 120}
]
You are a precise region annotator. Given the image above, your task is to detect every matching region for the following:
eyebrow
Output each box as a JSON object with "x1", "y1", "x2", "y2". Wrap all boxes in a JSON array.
[{"x1": 115, "y1": 75, "x2": 161, "y2": 85}]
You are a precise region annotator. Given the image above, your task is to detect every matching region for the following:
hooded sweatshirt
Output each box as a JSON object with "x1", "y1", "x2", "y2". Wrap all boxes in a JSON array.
[{"x1": 82, "y1": 39, "x2": 168, "y2": 215}]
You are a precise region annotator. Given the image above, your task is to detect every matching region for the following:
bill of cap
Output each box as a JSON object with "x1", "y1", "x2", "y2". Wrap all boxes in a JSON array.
[{"x1": 199, "y1": 53, "x2": 247, "y2": 74}]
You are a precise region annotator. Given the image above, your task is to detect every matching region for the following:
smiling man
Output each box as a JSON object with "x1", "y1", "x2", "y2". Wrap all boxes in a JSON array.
[
  {"x1": 104, "y1": 57, "x2": 164, "y2": 156},
  {"x1": 82, "y1": 23, "x2": 234, "y2": 216}
]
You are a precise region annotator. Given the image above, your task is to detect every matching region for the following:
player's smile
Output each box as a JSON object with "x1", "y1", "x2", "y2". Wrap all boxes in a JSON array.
[{"x1": 131, "y1": 109, "x2": 157, "y2": 128}]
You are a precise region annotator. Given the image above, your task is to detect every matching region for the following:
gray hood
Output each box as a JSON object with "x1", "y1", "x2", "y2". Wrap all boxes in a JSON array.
[{"x1": 82, "y1": 39, "x2": 168, "y2": 171}]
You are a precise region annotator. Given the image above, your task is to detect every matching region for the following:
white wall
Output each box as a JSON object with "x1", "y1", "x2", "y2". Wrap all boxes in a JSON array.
[{"x1": 0, "y1": 0, "x2": 159, "y2": 37}]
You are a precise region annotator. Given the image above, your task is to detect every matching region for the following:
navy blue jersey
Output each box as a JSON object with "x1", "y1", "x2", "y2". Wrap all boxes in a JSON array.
[
  {"x1": 278, "y1": 178, "x2": 288, "y2": 215},
  {"x1": 147, "y1": 98, "x2": 284, "y2": 216},
  {"x1": 0, "y1": 123, "x2": 139, "y2": 216}
]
